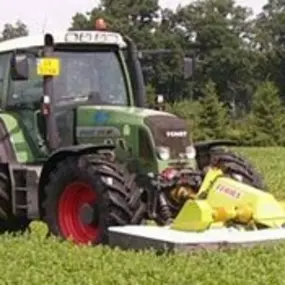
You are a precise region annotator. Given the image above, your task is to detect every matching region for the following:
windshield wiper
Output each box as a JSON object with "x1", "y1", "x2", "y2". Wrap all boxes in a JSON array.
[
  {"x1": 58, "y1": 94, "x2": 89, "y2": 101},
  {"x1": 58, "y1": 91, "x2": 101, "y2": 102}
]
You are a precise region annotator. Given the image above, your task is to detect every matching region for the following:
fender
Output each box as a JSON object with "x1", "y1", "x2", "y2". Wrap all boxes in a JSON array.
[
  {"x1": 38, "y1": 144, "x2": 115, "y2": 217},
  {"x1": 194, "y1": 140, "x2": 238, "y2": 170},
  {"x1": 194, "y1": 140, "x2": 238, "y2": 153}
]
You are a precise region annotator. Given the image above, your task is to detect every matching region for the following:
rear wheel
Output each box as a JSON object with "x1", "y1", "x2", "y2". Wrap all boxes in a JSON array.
[
  {"x1": 0, "y1": 171, "x2": 30, "y2": 234},
  {"x1": 42, "y1": 155, "x2": 146, "y2": 245},
  {"x1": 208, "y1": 147, "x2": 266, "y2": 190}
]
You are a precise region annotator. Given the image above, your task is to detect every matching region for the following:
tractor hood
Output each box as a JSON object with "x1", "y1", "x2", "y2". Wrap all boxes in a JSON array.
[
  {"x1": 76, "y1": 105, "x2": 192, "y2": 161},
  {"x1": 76, "y1": 105, "x2": 176, "y2": 127}
]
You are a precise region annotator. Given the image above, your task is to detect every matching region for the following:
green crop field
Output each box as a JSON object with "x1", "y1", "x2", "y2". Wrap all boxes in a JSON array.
[{"x1": 2, "y1": 147, "x2": 285, "y2": 285}]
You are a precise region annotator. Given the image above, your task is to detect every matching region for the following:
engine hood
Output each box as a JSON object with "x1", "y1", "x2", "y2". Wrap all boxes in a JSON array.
[
  {"x1": 76, "y1": 105, "x2": 177, "y2": 147},
  {"x1": 76, "y1": 105, "x2": 177, "y2": 127},
  {"x1": 76, "y1": 105, "x2": 191, "y2": 163}
]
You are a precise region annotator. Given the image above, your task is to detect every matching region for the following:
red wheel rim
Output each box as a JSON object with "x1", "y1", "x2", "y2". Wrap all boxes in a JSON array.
[{"x1": 58, "y1": 181, "x2": 100, "y2": 244}]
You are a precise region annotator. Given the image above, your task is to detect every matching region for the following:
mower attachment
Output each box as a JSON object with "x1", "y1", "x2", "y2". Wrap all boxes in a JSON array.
[{"x1": 108, "y1": 167, "x2": 285, "y2": 252}]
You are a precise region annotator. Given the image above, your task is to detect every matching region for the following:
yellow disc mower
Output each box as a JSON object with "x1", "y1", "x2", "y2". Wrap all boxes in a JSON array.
[{"x1": 109, "y1": 167, "x2": 285, "y2": 252}]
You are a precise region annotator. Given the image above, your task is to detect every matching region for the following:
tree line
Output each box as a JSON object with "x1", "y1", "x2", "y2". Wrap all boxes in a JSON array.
[{"x1": 2, "y1": 0, "x2": 285, "y2": 146}]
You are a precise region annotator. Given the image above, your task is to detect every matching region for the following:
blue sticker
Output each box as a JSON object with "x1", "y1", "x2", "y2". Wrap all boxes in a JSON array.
[{"x1": 94, "y1": 111, "x2": 109, "y2": 124}]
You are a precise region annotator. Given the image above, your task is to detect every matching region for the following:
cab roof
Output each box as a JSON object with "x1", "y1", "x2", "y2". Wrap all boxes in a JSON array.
[{"x1": 0, "y1": 30, "x2": 127, "y2": 53}]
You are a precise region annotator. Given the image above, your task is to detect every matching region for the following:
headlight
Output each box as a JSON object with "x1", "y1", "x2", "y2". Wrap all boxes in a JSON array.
[
  {"x1": 156, "y1": 146, "x2": 170, "y2": 160},
  {"x1": 185, "y1": 145, "x2": 196, "y2": 159}
]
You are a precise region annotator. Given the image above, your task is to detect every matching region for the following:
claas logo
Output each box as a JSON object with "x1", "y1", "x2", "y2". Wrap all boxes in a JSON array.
[{"x1": 216, "y1": 184, "x2": 241, "y2": 199}]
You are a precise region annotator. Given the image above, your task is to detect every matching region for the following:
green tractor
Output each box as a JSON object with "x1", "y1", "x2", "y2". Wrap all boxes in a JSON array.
[{"x1": 0, "y1": 22, "x2": 265, "y2": 245}]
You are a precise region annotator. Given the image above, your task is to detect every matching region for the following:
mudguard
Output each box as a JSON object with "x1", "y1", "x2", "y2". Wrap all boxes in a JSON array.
[
  {"x1": 38, "y1": 144, "x2": 115, "y2": 214},
  {"x1": 194, "y1": 140, "x2": 238, "y2": 153},
  {"x1": 194, "y1": 140, "x2": 238, "y2": 170}
]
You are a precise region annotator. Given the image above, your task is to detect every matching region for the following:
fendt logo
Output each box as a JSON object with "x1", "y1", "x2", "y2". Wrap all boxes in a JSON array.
[
  {"x1": 166, "y1": 131, "x2": 188, "y2": 138},
  {"x1": 64, "y1": 31, "x2": 120, "y2": 44},
  {"x1": 216, "y1": 184, "x2": 241, "y2": 199}
]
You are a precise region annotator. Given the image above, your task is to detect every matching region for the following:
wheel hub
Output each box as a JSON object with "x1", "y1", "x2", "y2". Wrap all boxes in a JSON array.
[
  {"x1": 233, "y1": 174, "x2": 243, "y2": 182},
  {"x1": 58, "y1": 181, "x2": 101, "y2": 244},
  {"x1": 79, "y1": 203, "x2": 99, "y2": 225}
]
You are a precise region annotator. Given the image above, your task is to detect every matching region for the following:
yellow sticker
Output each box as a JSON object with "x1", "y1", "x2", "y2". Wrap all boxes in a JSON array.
[{"x1": 37, "y1": 58, "x2": 60, "y2": 76}]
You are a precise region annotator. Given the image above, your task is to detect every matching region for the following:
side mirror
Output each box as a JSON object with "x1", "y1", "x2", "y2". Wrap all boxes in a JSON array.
[
  {"x1": 142, "y1": 65, "x2": 153, "y2": 82},
  {"x1": 11, "y1": 54, "x2": 29, "y2": 81},
  {"x1": 155, "y1": 94, "x2": 164, "y2": 104},
  {"x1": 183, "y1": 57, "x2": 194, "y2": 80},
  {"x1": 154, "y1": 94, "x2": 165, "y2": 111}
]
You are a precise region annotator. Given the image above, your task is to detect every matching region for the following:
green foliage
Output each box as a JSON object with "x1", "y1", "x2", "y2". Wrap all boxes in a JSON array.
[
  {"x1": 248, "y1": 81, "x2": 285, "y2": 146},
  {"x1": 175, "y1": 0, "x2": 257, "y2": 106},
  {"x1": 3, "y1": 222, "x2": 285, "y2": 285},
  {"x1": 232, "y1": 147, "x2": 285, "y2": 198},
  {"x1": 192, "y1": 80, "x2": 230, "y2": 140},
  {"x1": 145, "y1": 84, "x2": 156, "y2": 106},
  {"x1": 0, "y1": 20, "x2": 28, "y2": 41}
]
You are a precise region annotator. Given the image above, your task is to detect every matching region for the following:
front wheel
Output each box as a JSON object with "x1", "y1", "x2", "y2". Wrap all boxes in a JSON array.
[
  {"x1": 208, "y1": 147, "x2": 266, "y2": 190},
  {"x1": 41, "y1": 156, "x2": 146, "y2": 245}
]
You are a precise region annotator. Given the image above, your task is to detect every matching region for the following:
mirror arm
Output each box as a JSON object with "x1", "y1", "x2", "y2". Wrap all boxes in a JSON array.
[{"x1": 33, "y1": 110, "x2": 49, "y2": 155}]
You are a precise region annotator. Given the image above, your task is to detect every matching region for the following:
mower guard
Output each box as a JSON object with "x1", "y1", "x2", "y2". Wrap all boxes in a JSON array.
[{"x1": 108, "y1": 225, "x2": 285, "y2": 252}]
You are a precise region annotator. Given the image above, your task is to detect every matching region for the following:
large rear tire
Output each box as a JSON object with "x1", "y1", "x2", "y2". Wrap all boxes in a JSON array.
[
  {"x1": 41, "y1": 155, "x2": 146, "y2": 245},
  {"x1": 0, "y1": 171, "x2": 30, "y2": 234},
  {"x1": 208, "y1": 147, "x2": 266, "y2": 190}
]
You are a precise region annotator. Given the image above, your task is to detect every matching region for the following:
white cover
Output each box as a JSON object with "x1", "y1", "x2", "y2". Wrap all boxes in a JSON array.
[{"x1": 108, "y1": 225, "x2": 285, "y2": 245}]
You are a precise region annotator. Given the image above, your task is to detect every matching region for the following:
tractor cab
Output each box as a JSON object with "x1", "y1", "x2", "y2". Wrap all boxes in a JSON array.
[
  {"x1": 0, "y1": 24, "x2": 137, "y2": 160},
  {"x1": 0, "y1": 20, "x2": 197, "y2": 174}
]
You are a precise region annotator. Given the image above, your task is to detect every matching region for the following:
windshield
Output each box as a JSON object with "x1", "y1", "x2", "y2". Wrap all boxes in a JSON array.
[{"x1": 8, "y1": 49, "x2": 129, "y2": 106}]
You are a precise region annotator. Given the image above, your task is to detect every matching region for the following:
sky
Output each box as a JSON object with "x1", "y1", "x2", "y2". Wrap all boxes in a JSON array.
[{"x1": 0, "y1": 0, "x2": 267, "y2": 35}]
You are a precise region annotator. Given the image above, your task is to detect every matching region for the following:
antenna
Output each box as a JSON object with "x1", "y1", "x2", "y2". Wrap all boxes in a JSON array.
[{"x1": 42, "y1": 15, "x2": 47, "y2": 34}]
